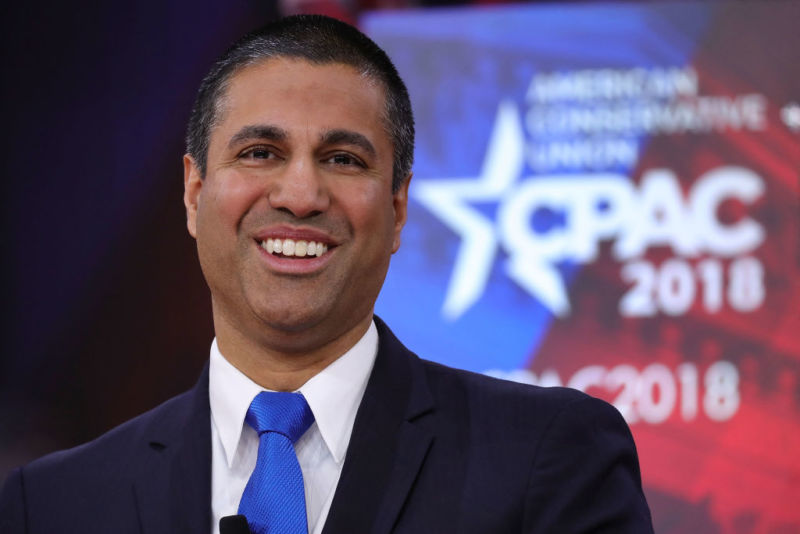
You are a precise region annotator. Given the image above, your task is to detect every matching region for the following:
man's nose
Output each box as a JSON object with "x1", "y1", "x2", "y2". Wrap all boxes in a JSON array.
[{"x1": 267, "y1": 158, "x2": 330, "y2": 218}]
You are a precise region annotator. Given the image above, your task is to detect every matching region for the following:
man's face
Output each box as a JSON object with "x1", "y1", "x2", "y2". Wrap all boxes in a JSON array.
[{"x1": 184, "y1": 58, "x2": 409, "y2": 354}]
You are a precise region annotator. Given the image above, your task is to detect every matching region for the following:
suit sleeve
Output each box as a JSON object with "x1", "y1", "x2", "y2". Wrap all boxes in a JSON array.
[
  {"x1": 0, "y1": 467, "x2": 28, "y2": 533},
  {"x1": 522, "y1": 395, "x2": 654, "y2": 533}
]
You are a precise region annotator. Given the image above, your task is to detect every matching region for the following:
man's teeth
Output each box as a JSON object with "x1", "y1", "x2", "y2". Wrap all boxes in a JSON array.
[{"x1": 261, "y1": 238, "x2": 328, "y2": 257}]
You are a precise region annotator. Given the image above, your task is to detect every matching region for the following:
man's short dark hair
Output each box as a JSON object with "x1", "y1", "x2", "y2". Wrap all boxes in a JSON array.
[{"x1": 185, "y1": 14, "x2": 414, "y2": 192}]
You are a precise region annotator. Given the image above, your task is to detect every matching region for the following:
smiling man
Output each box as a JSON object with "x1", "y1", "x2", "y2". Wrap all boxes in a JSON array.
[
  {"x1": 185, "y1": 57, "x2": 406, "y2": 392},
  {"x1": 0, "y1": 15, "x2": 653, "y2": 534}
]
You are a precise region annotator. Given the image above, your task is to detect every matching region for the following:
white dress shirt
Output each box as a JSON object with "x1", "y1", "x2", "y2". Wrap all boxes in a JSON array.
[{"x1": 209, "y1": 321, "x2": 378, "y2": 534}]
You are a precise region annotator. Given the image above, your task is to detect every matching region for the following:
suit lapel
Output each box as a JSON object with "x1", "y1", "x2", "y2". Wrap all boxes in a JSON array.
[
  {"x1": 133, "y1": 365, "x2": 212, "y2": 534},
  {"x1": 322, "y1": 317, "x2": 435, "y2": 534}
]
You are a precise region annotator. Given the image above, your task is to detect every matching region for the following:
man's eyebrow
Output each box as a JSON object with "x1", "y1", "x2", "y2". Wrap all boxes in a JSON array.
[
  {"x1": 321, "y1": 129, "x2": 376, "y2": 158},
  {"x1": 227, "y1": 125, "x2": 287, "y2": 148}
]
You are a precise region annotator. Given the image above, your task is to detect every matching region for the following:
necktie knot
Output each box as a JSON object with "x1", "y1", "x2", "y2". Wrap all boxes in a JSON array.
[{"x1": 245, "y1": 391, "x2": 314, "y2": 444}]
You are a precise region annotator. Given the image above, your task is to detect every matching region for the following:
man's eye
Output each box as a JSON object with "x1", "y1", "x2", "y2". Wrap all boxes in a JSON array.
[
  {"x1": 241, "y1": 147, "x2": 274, "y2": 160},
  {"x1": 328, "y1": 153, "x2": 364, "y2": 167}
]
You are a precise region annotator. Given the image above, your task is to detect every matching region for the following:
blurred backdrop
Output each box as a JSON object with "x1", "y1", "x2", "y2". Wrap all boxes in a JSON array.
[{"x1": 1, "y1": 1, "x2": 798, "y2": 532}]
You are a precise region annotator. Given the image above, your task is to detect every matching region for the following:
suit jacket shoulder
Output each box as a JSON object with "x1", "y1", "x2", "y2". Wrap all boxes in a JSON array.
[
  {"x1": 428, "y1": 360, "x2": 652, "y2": 531},
  {"x1": 0, "y1": 367, "x2": 211, "y2": 534},
  {"x1": 322, "y1": 317, "x2": 653, "y2": 534}
]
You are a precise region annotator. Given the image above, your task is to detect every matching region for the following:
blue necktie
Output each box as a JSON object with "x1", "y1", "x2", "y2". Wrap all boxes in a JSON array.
[{"x1": 238, "y1": 391, "x2": 315, "y2": 534}]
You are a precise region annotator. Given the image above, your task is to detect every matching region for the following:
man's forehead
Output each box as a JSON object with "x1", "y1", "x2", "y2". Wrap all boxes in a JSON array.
[{"x1": 210, "y1": 57, "x2": 389, "y2": 143}]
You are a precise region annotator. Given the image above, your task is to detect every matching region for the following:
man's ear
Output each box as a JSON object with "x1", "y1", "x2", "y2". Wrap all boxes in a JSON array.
[
  {"x1": 391, "y1": 173, "x2": 412, "y2": 253},
  {"x1": 183, "y1": 154, "x2": 203, "y2": 239}
]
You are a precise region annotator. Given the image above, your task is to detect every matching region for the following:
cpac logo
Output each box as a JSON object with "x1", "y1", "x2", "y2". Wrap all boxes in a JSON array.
[{"x1": 414, "y1": 102, "x2": 765, "y2": 319}]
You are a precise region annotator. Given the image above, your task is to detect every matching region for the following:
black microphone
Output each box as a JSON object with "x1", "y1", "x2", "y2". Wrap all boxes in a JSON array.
[{"x1": 220, "y1": 514, "x2": 251, "y2": 534}]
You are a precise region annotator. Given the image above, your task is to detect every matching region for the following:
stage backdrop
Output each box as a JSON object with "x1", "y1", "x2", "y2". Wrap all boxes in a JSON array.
[{"x1": 366, "y1": 2, "x2": 800, "y2": 533}]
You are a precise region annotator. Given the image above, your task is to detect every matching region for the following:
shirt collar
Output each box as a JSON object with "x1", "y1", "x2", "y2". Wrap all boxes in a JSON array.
[{"x1": 209, "y1": 320, "x2": 379, "y2": 468}]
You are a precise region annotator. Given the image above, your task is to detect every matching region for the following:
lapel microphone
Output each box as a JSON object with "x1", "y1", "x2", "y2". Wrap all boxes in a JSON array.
[{"x1": 220, "y1": 514, "x2": 251, "y2": 534}]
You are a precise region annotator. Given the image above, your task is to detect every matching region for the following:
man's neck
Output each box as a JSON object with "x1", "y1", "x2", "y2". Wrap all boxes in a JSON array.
[{"x1": 212, "y1": 311, "x2": 374, "y2": 391}]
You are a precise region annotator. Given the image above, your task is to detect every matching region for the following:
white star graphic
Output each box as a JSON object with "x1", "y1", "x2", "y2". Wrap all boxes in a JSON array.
[{"x1": 414, "y1": 101, "x2": 570, "y2": 320}]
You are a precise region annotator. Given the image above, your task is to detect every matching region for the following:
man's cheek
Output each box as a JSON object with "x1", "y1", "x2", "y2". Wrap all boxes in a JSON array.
[{"x1": 216, "y1": 182, "x2": 268, "y2": 227}]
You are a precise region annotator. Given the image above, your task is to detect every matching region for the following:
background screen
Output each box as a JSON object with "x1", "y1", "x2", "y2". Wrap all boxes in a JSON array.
[{"x1": 1, "y1": 1, "x2": 798, "y2": 532}]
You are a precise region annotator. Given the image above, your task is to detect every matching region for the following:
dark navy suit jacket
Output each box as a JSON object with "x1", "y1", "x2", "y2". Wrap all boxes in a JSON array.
[{"x1": 0, "y1": 318, "x2": 653, "y2": 533}]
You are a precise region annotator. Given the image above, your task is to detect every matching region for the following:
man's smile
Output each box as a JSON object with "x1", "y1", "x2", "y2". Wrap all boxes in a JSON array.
[
  {"x1": 252, "y1": 225, "x2": 338, "y2": 262},
  {"x1": 252, "y1": 225, "x2": 340, "y2": 274}
]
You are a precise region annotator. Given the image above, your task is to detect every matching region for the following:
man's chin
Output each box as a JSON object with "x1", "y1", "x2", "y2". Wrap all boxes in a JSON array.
[
  {"x1": 256, "y1": 307, "x2": 325, "y2": 334},
  {"x1": 250, "y1": 302, "x2": 370, "y2": 354}
]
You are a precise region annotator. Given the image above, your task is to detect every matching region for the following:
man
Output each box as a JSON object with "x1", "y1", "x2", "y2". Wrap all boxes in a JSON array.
[{"x1": 0, "y1": 14, "x2": 653, "y2": 534}]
